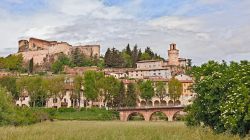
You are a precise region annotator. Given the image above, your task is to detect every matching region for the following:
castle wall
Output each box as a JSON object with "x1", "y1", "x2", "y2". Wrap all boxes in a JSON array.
[
  {"x1": 18, "y1": 40, "x2": 29, "y2": 52},
  {"x1": 28, "y1": 38, "x2": 52, "y2": 51},
  {"x1": 17, "y1": 38, "x2": 100, "y2": 66},
  {"x1": 76, "y1": 45, "x2": 100, "y2": 58}
]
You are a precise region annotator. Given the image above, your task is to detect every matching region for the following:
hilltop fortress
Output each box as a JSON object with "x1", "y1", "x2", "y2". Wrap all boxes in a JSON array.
[{"x1": 17, "y1": 38, "x2": 100, "y2": 65}]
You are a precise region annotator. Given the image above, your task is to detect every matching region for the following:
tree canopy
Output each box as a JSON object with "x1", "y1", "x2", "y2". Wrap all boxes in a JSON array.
[
  {"x1": 139, "y1": 80, "x2": 154, "y2": 104},
  {"x1": 168, "y1": 77, "x2": 182, "y2": 104},
  {"x1": 186, "y1": 60, "x2": 250, "y2": 137}
]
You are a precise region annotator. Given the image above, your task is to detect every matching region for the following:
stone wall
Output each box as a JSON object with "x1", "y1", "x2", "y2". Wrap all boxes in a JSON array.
[
  {"x1": 17, "y1": 38, "x2": 100, "y2": 66},
  {"x1": 75, "y1": 45, "x2": 100, "y2": 58}
]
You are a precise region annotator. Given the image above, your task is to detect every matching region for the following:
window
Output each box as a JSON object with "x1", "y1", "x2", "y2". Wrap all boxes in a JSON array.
[{"x1": 53, "y1": 98, "x2": 58, "y2": 103}]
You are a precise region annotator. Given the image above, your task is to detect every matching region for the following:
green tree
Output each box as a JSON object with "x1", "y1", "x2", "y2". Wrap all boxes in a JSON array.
[
  {"x1": 125, "y1": 44, "x2": 132, "y2": 56},
  {"x1": 131, "y1": 45, "x2": 139, "y2": 67},
  {"x1": 155, "y1": 81, "x2": 167, "y2": 104},
  {"x1": 186, "y1": 61, "x2": 250, "y2": 137},
  {"x1": 84, "y1": 71, "x2": 102, "y2": 106},
  {"x1": 104, "y1": 48, "x2": 124, "y2": 68},
  {"x1": 100, "y1": 76, "x2": 120, "y2": 107},
  {"x1": 43, "y1": 76, "x2": 65, "y2": 106},
  {"x1": 0, "y1": 87, "x2": 16, "y2": 125},
  {"x1": 17, "y1": 76, "x2": 44, "y2": 107},
  {"x1": 168, "y1": 77, "x2": 182, "y2": 105},
  {"x1": 140, "y1": 80, "x2": 154, "y2": 105},
  {"x1": 51, "y1": 54, "x2": 72, "y2": 74},
  {"x1": 28, "y1": 58, "x2": 33, "y2": 74},
  {"x1": 73, "y1": 75, "x2": 83, "y2": 108},
  {"x1": 0, "y1": 76, "x2": 19, "y2": 100},
  {"x1": 4, "y1": 54, "x2": 24, "y2": 71},
  {"x1": 104, "y1": 48, "x2": 112, "y2": 67},
  {"x1": 113, "y1": 81, "x2": 126, "y2": 107},
  {"x1": 140, "y1": 52, "x2": 151, "y2": 60},
  {"x1": 126, "y1": 83, "x2": 137, "y2": 107},
  {"x1": 121, "y1": 51, "x2": 132, "y2": 67}
]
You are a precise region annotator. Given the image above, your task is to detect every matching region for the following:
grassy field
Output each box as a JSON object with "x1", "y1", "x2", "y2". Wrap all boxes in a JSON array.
[
  {"x1": 53, "y1": 108, "x2": 119, "y2": 120},
  {"x1": 0, "y1": 121, "x2": 244, "y2": 140}
]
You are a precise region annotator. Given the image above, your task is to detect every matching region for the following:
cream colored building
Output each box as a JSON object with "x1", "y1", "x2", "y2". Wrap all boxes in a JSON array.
[
  {"x1": 16, "y1": 96, "x2": 30, "y2": 107},
  {"x1": 137, "y1": 74, "x2": 195, "y2": 107},
  {"x1": 128, "y1": 60, "x2": 171, "y2": 79}
]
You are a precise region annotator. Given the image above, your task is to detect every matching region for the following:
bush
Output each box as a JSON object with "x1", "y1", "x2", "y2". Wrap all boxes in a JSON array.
[
  {"x1": 58, "y1": 107, "x2": 76, "y2": 113},
  {"x1": 186, "y1": 61, "x2": 250, "y2": 137}
]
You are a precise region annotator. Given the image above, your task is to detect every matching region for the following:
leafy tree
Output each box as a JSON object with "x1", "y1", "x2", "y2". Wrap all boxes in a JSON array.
[
  {"x1": 104, "y1": 48, "x2": 125, "y2": 68},
  {"x1": 0, "y1": 87, "x2": 16, "y2": 125},
  {"x1": 84, "y1": 71, "x2": 101, "y2": 106},
  {"x1": 0, "y1": 76, "x2": 19, "y2": 100},
  {"x1": 125, "y1": 44, "x2": 132, "y2": 56},
  {"x1": 51, "y1": 54, "x2": 72, "y2": 74},
  {"x1": 100, "y1": 76, "x2": 120, "y2": 107},
  {"x1": 104, "y1": 48, "x2": 112, "y2": 67},
  {"x1": 139, "y1": 80, "x2": 154, "y2": 105},
  {"x1": 73, "y1": 75, "x2": 83, "y2": 108},
  {"x1": 145, "y1": 47, "x2": 154, "y2": 58},
  {"x1": 17, "y1": 76, "x2": 44, "y2": 107},
  {"x1": 0, "y1": 57, "x2": 4, "y2": 69},
  {"x1": 113, "y1": 81, "x2": 126, "y2": 107},
  {"x1": 121, "y1": 51, "x2": 132, "y2": 67},
  {"x1": 155, "y1": 81, "x2": 167, "y2": 104},
  {"x1": 187, "y1": 59, "x2": 192, "y2": 67},
  {"x1": 186, "y1": 61, "x2": 250, "y2": 137},
  {"x1": 71, "y1": 48, "x2": 84, "y2": 66},
  {"x1": 140, "y1": 52, "x2": 151, "y2": 60},
  {"x1": 3, "y1": 54, "x2": 24, "y2": 71},
  {"x1": 131, "y1": 45, "x2": 139, "y2": 67},
  {"x1": 126, "y1": 83, "x2": 137, "y2": 107},
  {"x1": 42, "y1": 76, "x2": 65, "y2": 105},
  {"x1": 168, "y1": 77, "x2": 182, "y2": 104}
]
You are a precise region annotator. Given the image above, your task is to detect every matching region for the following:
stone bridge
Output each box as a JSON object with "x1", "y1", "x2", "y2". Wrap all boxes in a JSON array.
[{"x1": 117, "y1": 106, "x2": 185, "y2": 121}]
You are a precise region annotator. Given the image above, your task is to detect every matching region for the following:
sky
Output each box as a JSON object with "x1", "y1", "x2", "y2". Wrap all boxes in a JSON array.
[{"x1": 0, "y1": 0, "x2": 250, "y2": 65}]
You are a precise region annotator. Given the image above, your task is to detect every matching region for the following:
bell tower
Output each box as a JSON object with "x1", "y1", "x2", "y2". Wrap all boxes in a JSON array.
[{"x1": 168, "y1": 43, "x2": 179, "y2": 66}]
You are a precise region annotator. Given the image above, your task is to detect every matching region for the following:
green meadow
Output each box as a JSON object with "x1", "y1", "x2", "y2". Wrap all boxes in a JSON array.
[{"x1": 0, "y1": 121, "x2": 244, "y2": 140}]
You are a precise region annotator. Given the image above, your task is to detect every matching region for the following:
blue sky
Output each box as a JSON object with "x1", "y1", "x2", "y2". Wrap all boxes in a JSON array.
[{"x1": 0, "y1": 0, "x2": 250, "y2": 64}]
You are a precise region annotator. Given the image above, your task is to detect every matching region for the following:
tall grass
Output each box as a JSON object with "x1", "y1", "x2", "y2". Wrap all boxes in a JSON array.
[{"x1": 0, "y1": 121, "x2": 244, "y2": 140}]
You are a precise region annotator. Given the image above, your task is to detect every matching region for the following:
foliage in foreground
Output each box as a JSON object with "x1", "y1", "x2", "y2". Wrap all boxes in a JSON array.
[
  {"x1": 0, "y1": 87, "x2": 52, "y2": 126},
  {"x1": 186, "y1": 61, "x2": 250, "y2": 137}
]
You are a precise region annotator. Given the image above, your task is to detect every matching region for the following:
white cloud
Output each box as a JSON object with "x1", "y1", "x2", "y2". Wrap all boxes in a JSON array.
[
  {"x1": 149, "y1": 16, "x2": 203, "y2": 32},
  {"x1": 0, "y1": 0, "x2": 249, "y2": 65}
]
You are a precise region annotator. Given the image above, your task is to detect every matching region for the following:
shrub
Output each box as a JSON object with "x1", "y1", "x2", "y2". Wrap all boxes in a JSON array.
[{"x1": 58, "y1": 107, "x2": 76, "y2": 113}]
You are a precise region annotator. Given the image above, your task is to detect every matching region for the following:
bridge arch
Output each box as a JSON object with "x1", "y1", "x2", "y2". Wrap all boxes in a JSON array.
[
  {"x1": 168, "y1": 100, "x2": 174, "y2": 106},
  {"x1": 148, "y1": 101, "x2": 153, "y2": 106},
  {"x1": 127, "y1": 112, "x2": 145, "y2": 121},
  {"x1": 175, "y1": 100, "x2": 181, "y2": 105},
  {"x1": 140, "y1": 101, "x2": 146, "y2": 107},
  {"x1": 173, "y1": 110, "x2": 186, "y2": 121},
  {"x1": 160, "y1": 100, "x2": 167, "y2": 106},
  {"x1": 154, "y1": 100, "x2": 160, "y2": 106},
  {"x1": 149, "y1": 111, "x2": 168, "y2": 121},
  {"x1": 118, "y1": 106, "x2": 185, "y2": 121}
]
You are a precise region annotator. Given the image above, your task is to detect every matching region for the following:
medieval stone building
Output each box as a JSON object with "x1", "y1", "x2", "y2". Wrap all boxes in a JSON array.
[{"x1": 17, "y1": 38, "x2": 100, "y2": 66}]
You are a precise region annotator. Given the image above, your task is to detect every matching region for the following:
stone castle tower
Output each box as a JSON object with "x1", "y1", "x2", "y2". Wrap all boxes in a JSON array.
[{"x1": 168, "y1": 43, "x2": 179, "y2": 66}]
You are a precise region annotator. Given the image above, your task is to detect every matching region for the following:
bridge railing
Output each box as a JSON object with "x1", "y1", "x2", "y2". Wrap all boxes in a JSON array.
[{"x1": 115, "y1": 105, "x2": 186, "y2": 110}]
